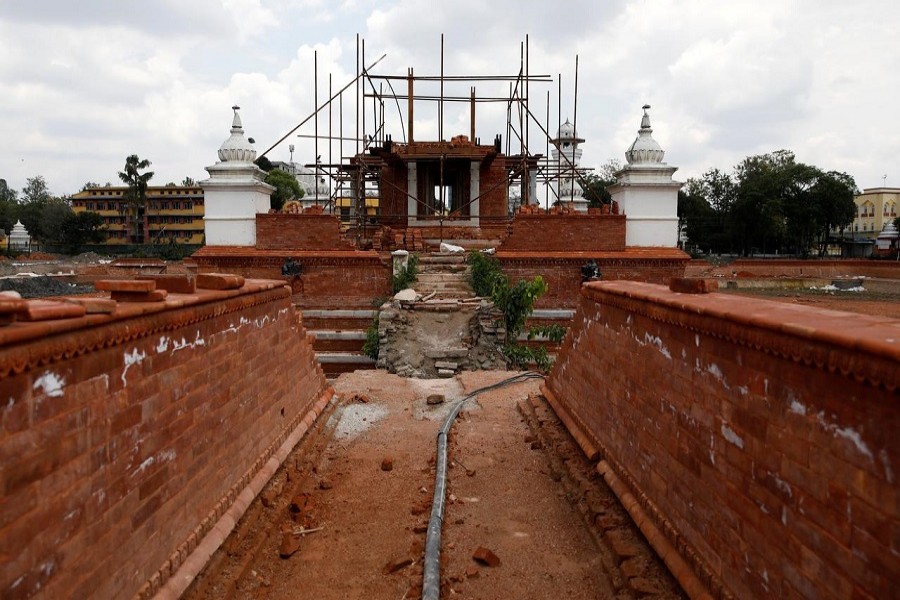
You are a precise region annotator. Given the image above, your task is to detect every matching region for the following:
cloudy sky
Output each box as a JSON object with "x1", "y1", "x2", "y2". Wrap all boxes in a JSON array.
[{"x1": 1, "y1": 0, "x2": 898, "y2": 197}]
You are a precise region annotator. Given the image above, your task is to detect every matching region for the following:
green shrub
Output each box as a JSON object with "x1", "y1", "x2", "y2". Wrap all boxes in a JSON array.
[
  {"x1": 362, "y1": 316, "x2": 380, "y2": 360},
  {"x1": 468, "y1": 250, "x2": 504, "y2": 298},
  {"x1": 391, "y1": 253, "x2": 420, "y2": 294}
]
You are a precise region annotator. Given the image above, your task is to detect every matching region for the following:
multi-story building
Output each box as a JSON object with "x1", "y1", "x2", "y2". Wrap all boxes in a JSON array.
[
  {"x1": 851, "y1": 187, "x2": 898, "y2": 240},
  {"x1": 71, "y1": 186, "x2": 205, "y2": 245}
]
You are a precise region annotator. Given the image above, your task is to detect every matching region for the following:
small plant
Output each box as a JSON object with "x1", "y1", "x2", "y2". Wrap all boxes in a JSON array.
[
  {"x1": 362, "y1": 316, "x2": 380, "y2": 360},
  {"x1": 501, "y1": 343, "x2": 553, "y2": 372},
  {"x1": 391, "y1": 253, "x2": 420, "y2": 294},
  {"x1": 527, "y1": 323, "x2": 567, "y2": 344},
  {"x1": 468, "y1": 250, "x2": 504, "y2": 298}
]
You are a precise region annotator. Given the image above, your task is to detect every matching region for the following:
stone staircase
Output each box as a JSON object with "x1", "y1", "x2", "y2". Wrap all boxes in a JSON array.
[
  {"x1": 302, "y1": 309, "x2": 377, "y2": 378},
  {"x1": 414, "y1": 252, "x2": 474, "y2": 299}
]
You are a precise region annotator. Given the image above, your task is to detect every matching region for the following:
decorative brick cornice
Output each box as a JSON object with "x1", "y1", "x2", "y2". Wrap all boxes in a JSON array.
[
  {"x1": 0, "y1": 282, "x2": 289, "y2": 379},
  {"x1": 584, "y1": 281, "x2": 900, "y2": 390}
]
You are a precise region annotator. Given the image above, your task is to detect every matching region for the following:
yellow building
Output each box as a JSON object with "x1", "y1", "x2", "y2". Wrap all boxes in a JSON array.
[
  {"x1": 71, "y1": 186, "x2": 205, "y2": 245},
  {"x1": 852, "y1": 187, "x2": 898, "y2": 240}
]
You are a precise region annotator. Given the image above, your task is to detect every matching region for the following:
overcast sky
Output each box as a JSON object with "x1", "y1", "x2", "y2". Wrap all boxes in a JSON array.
[{"x1": 1, "y1": 0, "x2": 898, "y2": 197}]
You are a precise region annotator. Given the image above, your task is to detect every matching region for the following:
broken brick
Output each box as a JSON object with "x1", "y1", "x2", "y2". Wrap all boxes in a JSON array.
[
  {"x1": 472, "y1": 546, "x2": 501, "y2": 567},
  {"x1": 382, "y1": 556, "x2": 413, "y2": 575}
]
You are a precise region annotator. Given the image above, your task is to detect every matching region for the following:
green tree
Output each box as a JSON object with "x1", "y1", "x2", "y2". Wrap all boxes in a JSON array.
[
  {"x1": 0, "y1": 179, "x2": 18, "y2": 234},
  {"x1": 18, "y1": 196, "x2": 73, "y2": 244},
  {"x1": 265, "y1": 168, "x2": 303, "y2": 211},
  {"x1": 60, "y1": 211, "x2": 106, "y2": 253},
  {"x1": 181, "y1": 176, "x2": 197, "y2": 187},
  {"x1": 118, "y1": 155, "x2": 154, "y2": 243},
  {"x1": 20, "y1": 175, "x2": 52, "y2": 204},
  {"x1": 808, "y1": 171, "x2": 857, "y2": 256},
  {"x1": 580, "y1": 159, "x2": 621, "y2": 207}
]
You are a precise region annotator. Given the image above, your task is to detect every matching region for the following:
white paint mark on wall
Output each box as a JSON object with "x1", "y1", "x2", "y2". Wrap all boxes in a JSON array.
[
  {"x1": 721, "y1": 422, "x2": 745, "y2": 449},
  {"x1": 815, "y1": 410, "x2": 874, "y2": 462},
  {"x1": 122, "y1": 348, "x2": 146, "y2": 386},
  {"x1": 788, "y1": 397, "x2": 807, "y2": 416},
  {"x1": 880, "y1": 450, "x2": 894, "y2": 484},
  {"x1": 781, "y1": 506, "x2": 788, "y2": 525},
  {"x1": 172, "y1": 331, "x2": 206, "y2": 353},
  {"x1": 643, "y1": 332, "x2": 672, "y2": 359},
  {"x1": 34, "y1": 371, "x2": 65, "y2": 397},
  {"x1": 773, "y1": 475, "x2": 793, "y2": 498},
  {"x1": 695, "y1": 334, "x2": 700, "y2": 347},
  {"x1": 156, "y1": 336, "x2": 169, "y2": 353}
]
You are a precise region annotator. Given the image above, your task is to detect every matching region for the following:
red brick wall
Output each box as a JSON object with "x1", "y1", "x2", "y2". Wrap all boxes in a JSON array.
[
  {"x1": 479, "y1": 161, "x2": 509, "y2": 218},
  {"x1": 497, "y1": 253, "x2": 688, "y2": 309},
  {"x1": 545, "y1": 281, "x2": 899, "y2": 599},
  {"x1": 192, "y1": 247, "x2": 391, "y2": 308},
  {"x1": 0, "y1": 281, "x2": 332, "y2": 599},
  {"x1": 500, "y1": 214, "x2": 627, "y2": 252},
  {"x1": 256, "y1": 213, "x2": 354, "y2": 250},
  {"x1": 685, "y1": 259, "x2": 900, "y2": 279}
]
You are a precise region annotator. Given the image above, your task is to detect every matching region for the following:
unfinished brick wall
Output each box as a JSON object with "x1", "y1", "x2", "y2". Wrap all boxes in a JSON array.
[
  {"x1": 544, "y1": 281, "x2": 899, "y2": 599},
  {"x1": 256, "y1": 213, "x2": 354, "y2": 251},
  {"x1": 0, "y1": 279, "x2": 332, "y2": 600},
  {"x1": 497, "y1": 250, "x2": 689, "y2": 308},
  {"x1": 685, "y1": 258, "x2": 900, "y2": 279},
  {"x1": 500, "y1": 213, "x2": 626, "y2": 252},
  {"x1": 192, "y1": 247, "x2": 391, "y2": 308}
]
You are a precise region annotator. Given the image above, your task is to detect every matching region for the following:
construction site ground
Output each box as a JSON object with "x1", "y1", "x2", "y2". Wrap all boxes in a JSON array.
[{"x1": 182, "y1": 370, "x2": 683, "y2": 600}]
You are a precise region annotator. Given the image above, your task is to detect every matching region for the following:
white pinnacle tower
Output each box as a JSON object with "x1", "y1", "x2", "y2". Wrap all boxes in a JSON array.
[
  {"x1": 609, "y1": 105, "x2": 681, "y2": 246},
  {"x1": 200, "y1": 106, "x2": 274, "y2": 246},
  {"x1": 551, "y1": 120, "x2": 587, "y2": 212}
]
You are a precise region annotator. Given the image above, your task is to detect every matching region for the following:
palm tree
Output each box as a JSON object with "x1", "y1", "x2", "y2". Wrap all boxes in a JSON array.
[{"x1": 118, "y1": 154, "x2": 154, "y2": 243}]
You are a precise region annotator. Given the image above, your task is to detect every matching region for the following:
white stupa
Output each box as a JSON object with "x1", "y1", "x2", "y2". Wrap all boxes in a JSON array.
[
  {"x1": 609, "y1": 105, "x2": 681, "y2": 246},
  {"x1": 8, "y1": 220, "x2": 31, "y2": 251},
  {"x1": 551, "y1": 120, "x2": 587, "y2": 212},
  {"x1": 200, "y1": 106, "x2": 275, "y2": 246}
]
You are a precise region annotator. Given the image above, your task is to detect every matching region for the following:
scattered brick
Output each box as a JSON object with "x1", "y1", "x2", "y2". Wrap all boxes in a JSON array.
[
  {"x1": 426, "y1": 394, "x2": 445, "y2": 405},
  {"x1": 465, "y1": 565, "x2": 480, "y2": 579},
  {"x1": 137, "y1": 274, "x2": 196, "y2": 294},
  {"x1": 413, "y1": 524, "x2": 428, "y2": 534},
  {"x1": 62, "y1": 297, "x2": 117, "y2": 314},
  {"x1": 382, "y1": 556, "x2": 413, "y2": 575},
  {"x1": 381, "y1": 457, "x2": 394, "y2": 471},
  {"x1": 110, "y1": 289, "x2": 169, "y2": 303},
  {"x1": 668, "y1": 277, "x2": 719, "y2": 294},
  {"x1": 197, "y1": 273, "x2": 245, "y2": 290},
  {"x1": 94, "y1": 279, "x2": 156, "y2": 293},
  {"x1": 472, "y1": 546, "x2": 501, "y2": 567},
  {"x1": 278, "y1": 533, "x2": 301, "y2": 558},
  {"x1": 16, "y1": 299, "x2": 87, "y2": 321}
]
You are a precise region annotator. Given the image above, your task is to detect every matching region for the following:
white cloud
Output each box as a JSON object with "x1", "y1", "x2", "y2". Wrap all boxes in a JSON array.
[{"x1": 0, "y1": 0, "x2": 899, "y2": 195}]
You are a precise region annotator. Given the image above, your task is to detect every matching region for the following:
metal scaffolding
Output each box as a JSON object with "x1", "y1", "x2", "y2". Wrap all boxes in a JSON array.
[{"x1": 259, "y1": 34, "x2": 596, "y2": 239}]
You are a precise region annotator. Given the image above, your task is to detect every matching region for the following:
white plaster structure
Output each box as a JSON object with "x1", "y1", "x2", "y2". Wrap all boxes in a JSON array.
[
  {"x1": 609, "y1": 105, "x2": 681, "y2": 246},
  {"x1": 201, "y1": 106, "x2": 274, "y2": 246},
  {"x1": 551, "y1": 120, "x2": 587, "y2": 212},
  {"x1": 8, "y1": 220, "x2": 30, "y2": 251}
]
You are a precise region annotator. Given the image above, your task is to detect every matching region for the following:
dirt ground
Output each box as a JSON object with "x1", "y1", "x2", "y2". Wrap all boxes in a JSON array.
[
  {"x1": 721, "y1": 288, "x2": 900, "y2": 319},
  {"x1": 183, "y1": 370, "x2": 682, "y2": 600}
]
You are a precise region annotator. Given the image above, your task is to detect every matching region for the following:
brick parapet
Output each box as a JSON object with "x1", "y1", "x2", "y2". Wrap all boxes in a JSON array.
[
  {"x1": 256, "y1": 213, "x2": 354, "y2": 251},
  {"x1": 545, "y1": 281, "x2": 899, "y2": 599},
  {"x1": 0, "y1": 276, "x2": 332, "y2": 599},
  {"x1": 499, "y1": 213, "x2": 627, "y2": 252}
]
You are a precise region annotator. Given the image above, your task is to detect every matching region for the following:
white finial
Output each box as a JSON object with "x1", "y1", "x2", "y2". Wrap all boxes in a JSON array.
[
  {"x1": 218, "y1": 105, "x2": 256, "y2": 163},
  {"x1": 625, "y1": 104, "x2": 665, "y2": 165}
]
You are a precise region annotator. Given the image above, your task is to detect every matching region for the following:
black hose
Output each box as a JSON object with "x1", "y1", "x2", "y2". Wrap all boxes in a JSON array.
[{"x1": 422, "y1": 371, "x2": 544, "y2": 600}]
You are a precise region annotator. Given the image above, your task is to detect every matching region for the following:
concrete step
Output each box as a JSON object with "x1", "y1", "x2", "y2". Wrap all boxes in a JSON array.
[
  {"x1": 420, "y1": 263, "x2": 469, "y2": 274},
  {"x1": 416, "y1": 273, "x2": 470, "y2": 284},
  {"x1": 419, "y1": 254, "x2": 467, "y2": 265}
]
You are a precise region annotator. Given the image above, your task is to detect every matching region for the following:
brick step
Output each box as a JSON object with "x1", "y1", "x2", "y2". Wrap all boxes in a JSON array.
[
  {"x1": 301, "y1": 309, "x2": 377, "y2": 331},
  {"x1": 314, "y1": 351, "x2": 376, "y2": 377},
  {"x1": 309, "y1": 330, "x2": 367, "y2": 353},
  {"x1": 418, "y1": 254, "x2": 467, "y2": 265},
  {"x1": 419, "y1": 264, "x2": 469, "y2": 274}
]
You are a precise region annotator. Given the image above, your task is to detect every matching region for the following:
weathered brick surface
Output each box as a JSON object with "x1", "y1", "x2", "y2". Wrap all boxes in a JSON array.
[
  {"x1": 685, "y1": 258, "x2": 900, "y2": 279},
  {"x1": 497, "y1": 251, "x2": 689, "y2": 308},
  {"x1": 545, "y1": 281, "x2": 900, "y2": 599},
  {"x1": 192, "y1": 247, "x2": 391, "y2": 308},
  {"x1": 0, "y1": 280, "x2": 331, "y2": 600},
  {"x1": 256, "y1": 213, "x2": 354, "y2": 251},
  {"x1": 500, "y1": 213, "x2": 627, "y2": 252}
]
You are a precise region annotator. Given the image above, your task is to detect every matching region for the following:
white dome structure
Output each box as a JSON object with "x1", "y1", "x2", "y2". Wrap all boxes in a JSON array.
[
  {"x1": 551, "y1": 119, "x2": 587, "y2": 212},
  {"x1": 8, "y1": 220, "x2": 30, "y2": 251},
  {"x1": 201, "y1": 106, "x2": 274, "y2": 246},
  {"x1": 625, "y1": 105, "x2": 665, "y2": 165},
  {"x1": 217, "y1": 106, "x2": 257, "y2": 163},
  {"x1": 609, "y1": 105, "x2": 681, "y2": 247}
]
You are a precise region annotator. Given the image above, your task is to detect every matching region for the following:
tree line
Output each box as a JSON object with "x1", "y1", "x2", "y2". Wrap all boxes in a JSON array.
[{"x1": 676, "y1": 150, "x2": 858, "y2": 257}]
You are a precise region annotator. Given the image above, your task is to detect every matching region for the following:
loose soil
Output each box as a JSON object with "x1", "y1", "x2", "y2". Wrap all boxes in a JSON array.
[
  {"x1": 721, "y1": 288, "x2": 900, "y2": 319},
  {"x1": 182, "y1": 370, "x2": 683, "y2": 600}
]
